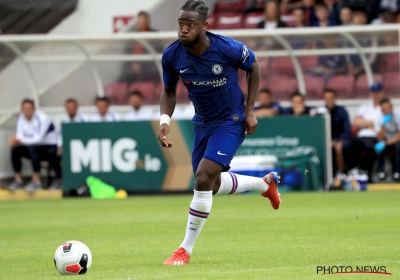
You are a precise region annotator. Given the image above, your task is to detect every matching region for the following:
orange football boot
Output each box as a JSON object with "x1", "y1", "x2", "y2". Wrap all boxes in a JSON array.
[
  {"x1": 163, "y1": 247, "x2": 190, "y2": 266},
  {"x1": 261, "y1": 172, "x2": 281, "y2": 210}
]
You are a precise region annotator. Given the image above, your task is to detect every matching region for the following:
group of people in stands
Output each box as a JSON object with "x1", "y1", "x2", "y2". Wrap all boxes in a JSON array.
[
  {"x1": 250, "y1": 0, "x2": 398, "y2": 28},
  {"x1": 254, "y1": 82, "x2": 400, "y2": 184},
  {"x1": 7, "y1": 90, "x2": 157, "y2": 192}
]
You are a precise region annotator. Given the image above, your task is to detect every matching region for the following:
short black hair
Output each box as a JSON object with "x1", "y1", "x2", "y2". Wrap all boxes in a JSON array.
[
  {"x1": 129, "y1": 90, "x2": 144, "y2": 99},
  {"x1": 380, "y1": 97, "x2": 391, "y2": 106},
  {"x1": 323, "y1": 88, "x2": 337, "y2": 96},
  {"x1": 138, "y1": 11, "x2": 149, "y2": 17},
  {"x1": 180, "y1": 0, "x2": 209, "y2": 22},
  {"x1": 259, "y1": 88, "x2": 271, "y2": 95},
  {"x1": 96, "y1": 97, "x2": 111, "y2": 104},
  {"x1": 290, "y1": 91, "x2": 305, "y2": 101},
  {"x1": 65, "y1": 98, "x2": 78, "y2": 105},
  {"x1": 315, "y1": 3, "x2": 328, "y2": 10},
  {"x1": 21, "y1": 98, "x2": 34, "y2": 107}
]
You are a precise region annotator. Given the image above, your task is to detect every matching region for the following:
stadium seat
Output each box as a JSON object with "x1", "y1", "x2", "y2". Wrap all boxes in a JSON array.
[
  {"x1": 215, "y1": 13, "x2": 243, "y2": 29},
  {"x1": 267, "y1": 75, "x2": 297, "y2": 98},
  {"x1": 214, "y1": 0, "x2": 244, "y2": 13},
  {"x1": 104, "y1": 82, "x2": 128, "y2": 105},
  {"x1": 243, "y1": 12, "x2": 264, "y2": 28},
  {"x1": 379, "y1": 53, "x2": 400, "y2": 72},
  {"x1": 325, "y1": 75, "x2": 355, "y2": 98},
  {"x1": 129, "y1": 81, "x2": 156, "y2": 104},
  {"x1": 354, "y1": 74, "x2": 383, "y2": 96},
  {"x1": 207, "y1": 15, "x2": 216, "y2": 30},
  {"x1": 270, "y1": 57, "x2": 295, "y2": 76},
  {"x1": 383, "y1": 71, "x2": 400, "y2": 96},
  {"x1": 304, "y1": 76, "x2": 324, "y2": 98},
  {"x1": 176, "y1": 80, "x2": 190, "y2": 103},
  {"x1": 299, "y1": 56, "x2": 318, "y2": 70}
]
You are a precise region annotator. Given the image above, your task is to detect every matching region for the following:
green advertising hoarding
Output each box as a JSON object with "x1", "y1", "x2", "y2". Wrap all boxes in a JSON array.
[{"x1": 62, "y1": 116, "x2": 331, "y2": 193}]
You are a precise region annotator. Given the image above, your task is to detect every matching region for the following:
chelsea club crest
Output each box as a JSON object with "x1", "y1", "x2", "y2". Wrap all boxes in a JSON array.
[{"x1": 212, "y1": 64, "x2": 223, "y2": 75}]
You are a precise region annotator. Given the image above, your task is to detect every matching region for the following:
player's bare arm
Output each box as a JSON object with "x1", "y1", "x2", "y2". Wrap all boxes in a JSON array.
[
  {"x1": 245, "y1": 58, "x2": 260, "y2": 135},
  {"x1": 158, "y1": 85, "x2": 176, "y2": 148}
]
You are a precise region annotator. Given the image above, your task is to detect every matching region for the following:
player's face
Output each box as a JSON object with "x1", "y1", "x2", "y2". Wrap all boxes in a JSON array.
[
  {"x1": 21, "y1": 103, "x2": 35, "y2": 120},
  {"x1": 323, "y1": 92, "x2": 336, "y2": 110},
  {"x1": 96, "y1": 101, "x2": 109, "y2": 116},
  {"x1": 178, "y1": 10, "x2": 207, "y2": 46},
  {"x1": 65, "y1": 102, "x2": 78, "y2": 117}
]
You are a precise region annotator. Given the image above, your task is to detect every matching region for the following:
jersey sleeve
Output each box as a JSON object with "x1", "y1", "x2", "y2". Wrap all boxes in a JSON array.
[
  {"x1": 228, "y1": 40, "x2": 256, "y2": 71},
  {"x1": 162, "y1": 49, "x2": 179, "y2": 88}
]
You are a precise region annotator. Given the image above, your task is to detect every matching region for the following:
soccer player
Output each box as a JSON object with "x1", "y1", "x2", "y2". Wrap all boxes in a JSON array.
[{"x1": 158, "y1": 0, "x2": 281, "y2": 266}]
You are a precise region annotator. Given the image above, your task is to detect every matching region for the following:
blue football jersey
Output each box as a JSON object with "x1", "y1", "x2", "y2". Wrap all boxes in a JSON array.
[{"x1": 162, "y1": 31, "x2": 256, "y2": 127}]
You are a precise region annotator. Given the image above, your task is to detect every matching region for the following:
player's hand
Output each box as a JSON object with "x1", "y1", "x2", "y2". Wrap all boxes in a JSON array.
[
  {"x1": 245, "y1": 111, "x2": 257, "y2": 135},
  {"x1": 158, "y1": 124, "x2": 174, "y2": 148}
]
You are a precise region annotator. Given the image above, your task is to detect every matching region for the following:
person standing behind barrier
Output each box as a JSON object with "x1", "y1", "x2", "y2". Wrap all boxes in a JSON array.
[
  {"x1": 375, "y1": 98, "x2": 400, "y2": 182},
  {"x1": 323, "y1": 89, "x2": 351, "y2": 183},
  {"x1": 254, "y1": 88, "x2": 282, "y2": 117},
  {"x1": 343, "y1": 82, "x2": 384, "y2": 182},
  {"x1": 124, "y1": 90, "x2": 156, "y2": 121},
  {"x1": 7, "y1": 99, "x2": 61, "y2": 192},
  {"x1": 284, "y1": 91, "x2": 313, "y2": 115},
  {"x1": 57, "y1": 98, "x2": 87, "y2": 156},
  {"x1": 340, "y1": 6, "x2": 353, "y2": 25},
  {"x1": 90, "y1": 97, "x2": 120, "y2": 122}
]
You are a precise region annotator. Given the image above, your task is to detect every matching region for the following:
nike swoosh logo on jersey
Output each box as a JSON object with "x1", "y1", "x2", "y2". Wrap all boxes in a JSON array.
[
  {"x1": 217, "y1": 151, "x2": 227, "y2": 156},
  {"x1": 180, "y1": 68, "x2": 189, "y2": 73}
]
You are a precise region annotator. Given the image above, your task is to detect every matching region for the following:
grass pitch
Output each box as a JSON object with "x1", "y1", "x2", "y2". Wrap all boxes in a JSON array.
[{"x1": 1, "y1": 191, "x2": 399, "y2": 279}]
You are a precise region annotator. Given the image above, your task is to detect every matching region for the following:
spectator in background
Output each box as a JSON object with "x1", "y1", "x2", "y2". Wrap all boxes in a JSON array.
[
  {"x1": 63, "y1": 98, "x2": 87, "y2": 123},
  {"x1": 324, "y1": 0, "x2": 340, "y2": 25},
  {"x1": 284, "y1": 91, "x2": 313, "y2": 115},
  {"x1": 302, "y1": 0, "x2": 318, "y2": 26},
  {"x1": 7, "y1": 99, "x2": 61, "y2": 192},
  {"x1": 90, "y1": 97, "x2": 120, "y2": 122},
  {"x1": 254, "y1": 88, "x2": 282, "y2": 117},
  {"x1": 375, "y1": 98, "x2": 400, "y2": 181},
  {"x1": 119, "y1": 11, "x2": 158, "y2": 83},
  {"x1": 57, "y1": 98, "x2": 87, "y2": 157},
  {"x1": 340, "y1": 6, "x2": 353, "y2": 25},
  {"x1": 343, "y1": 82, "x2": 384, "y2": 181},
  {"x1": 323, "y1": 89, "x2": 351, "y2": 179},
  {"x1": 125, "y1": 90, "x2": 155, "y2": 121},
  {"x1": 313, "y1": 3, "x2": 337, "y2": 26},
  {"x1": 135, "y1": 11, "x2": 156, "y2": 32},
  {"x1": 257, "y1": 0, "x2": 286, "y2": 29},
  {"x1": 292, "y1": 7, "x2": 306, "y2": 27},
  {"x1": 352, "y1": 9, "x2": 368, "y2": 25}
]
